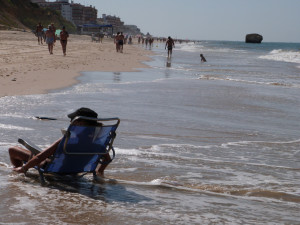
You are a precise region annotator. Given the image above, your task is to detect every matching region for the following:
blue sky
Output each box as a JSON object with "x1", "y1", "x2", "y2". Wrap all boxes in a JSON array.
[{"x1": 69, "y1": 0, "x2": 300, "y2": 42}]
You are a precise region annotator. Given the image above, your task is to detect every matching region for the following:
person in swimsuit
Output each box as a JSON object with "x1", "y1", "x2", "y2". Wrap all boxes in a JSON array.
[
  {"x1": 8, "y1": 108, "x2": 112, "y2": 178},
  {"x1": 118, "y1": 32, "x2": 125, "y2": 53},
  {"x1": 165, "y1": 36, "x2": 175, "y2": 58},
  {"x1": 114, "y1": 32, "x2": 120, "y2": 52},
  {"x1": 60, "y1": 26, "x2": 69, "y2": 56},
  {"x1": 45, "y1": 25, "x2": 55, "y2": 54},
  {"x1": 50, "y1": 23, "x2": 56, "y2": 45},
  {"x1": 200, "y1": 54, "x2": 207, "y2": 62},
  {"x1": 36, "y1": 22, "x2": 43, "y2": 45}
]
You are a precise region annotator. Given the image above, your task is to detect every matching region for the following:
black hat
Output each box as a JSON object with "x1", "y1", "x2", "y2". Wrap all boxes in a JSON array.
[{"x1": 68, "y1": 107, "x2": 98, "y2": 120}]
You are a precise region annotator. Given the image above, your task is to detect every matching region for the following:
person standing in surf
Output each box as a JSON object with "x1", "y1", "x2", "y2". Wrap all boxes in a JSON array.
[
  {"x1": 200, "y1": 54, "x2": 207, "y2": 62},
  {"x1": 165, "y1": 36, "x2": 175, "y2": 58}
]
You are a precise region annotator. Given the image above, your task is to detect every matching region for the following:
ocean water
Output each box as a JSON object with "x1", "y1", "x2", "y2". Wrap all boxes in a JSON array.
[{"x1": 0, "y1": 40, "x2": 299, "y2": 225}]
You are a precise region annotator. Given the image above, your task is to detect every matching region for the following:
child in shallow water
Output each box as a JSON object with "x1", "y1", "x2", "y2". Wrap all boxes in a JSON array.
[{"x1": 200, "y1": 54, "x2": 207, "y2": 62}]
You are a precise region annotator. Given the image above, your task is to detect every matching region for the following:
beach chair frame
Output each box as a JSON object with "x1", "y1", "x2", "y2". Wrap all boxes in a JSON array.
[{"x1": 18, "y1": 116, "x2": 120, "y2": 183}]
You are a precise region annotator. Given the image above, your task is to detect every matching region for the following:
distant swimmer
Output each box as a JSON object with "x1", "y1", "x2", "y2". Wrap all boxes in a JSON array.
[
  {"x1": 200, "y1": 54, "x2": 207, "y2": 62},
  {"x1": 165, "y1": 36, "x2": 175, "y2": 58}
]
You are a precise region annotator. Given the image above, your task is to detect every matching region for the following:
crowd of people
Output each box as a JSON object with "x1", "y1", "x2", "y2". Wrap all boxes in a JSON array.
[
  {"x1": 136, "y1": 35, "x2": 206, "y2": 61},
  {"x1": 138, "y1": 36, "x2": 155, "y2": 49},
  {"x1": 35, "y1": 22, "x2": 69, "y2": 56},
  {"x1": 36, "y1": 22, "x2": 206, "y2": 61}
]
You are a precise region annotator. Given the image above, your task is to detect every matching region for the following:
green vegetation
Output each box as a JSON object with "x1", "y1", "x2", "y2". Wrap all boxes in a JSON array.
[{"x1": 0, "y1": 0, "x2": 76, "y2": 32}]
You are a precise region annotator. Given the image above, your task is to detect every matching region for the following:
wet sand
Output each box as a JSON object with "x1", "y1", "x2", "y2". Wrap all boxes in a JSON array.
[{"x1": 0, "y1": 30, "x2": 153, "y2": 97}]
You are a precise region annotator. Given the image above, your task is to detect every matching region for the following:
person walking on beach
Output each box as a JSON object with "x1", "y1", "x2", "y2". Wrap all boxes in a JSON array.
[
  {"x1": 128, "y1": 36, "x2": 132, "y2": 44},
  {"x1": 36, "y1": 22, "x2": 43, "y2": 45},
  {"x1": 200, "y1": 54, "x2": 207, "y2": 62},
  {"x1": 114, "y1": 32, "x2": 120, "y2": 52},
  {"x1": 99, "y1": 33, "x2": 104, "y2": 43},
  {"x1": 50, "y1": 23, "x2": 56, "y2": 33},
  {"x1": 8, "y1": 108, "x2": 112, "y2": 178},
  {"x1": 45, "y1": 25, "x2": 55, "y2": 54},
  {"x1": 50, "y1": 23, "x2": 56, "y2": 44},
  {"x1": 119, "y1": 32, "x2": 125, "y2": 53},
  {"x1": 165, "y1": 36, "x2": 175, "y2": 58},
  {"x1": 60, "y1": 26, "x2": 69, "y2": 56}
]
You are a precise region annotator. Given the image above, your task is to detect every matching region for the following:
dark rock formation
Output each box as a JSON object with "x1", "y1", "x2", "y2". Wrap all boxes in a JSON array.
[{"x1": 245, "y1": 33, "x2": 263, "y2": 43}]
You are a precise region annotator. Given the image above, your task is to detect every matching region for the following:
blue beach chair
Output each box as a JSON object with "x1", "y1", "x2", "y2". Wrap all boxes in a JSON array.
[{"x1": 18, "y1": 116, "x2": 120, "y2": 183}]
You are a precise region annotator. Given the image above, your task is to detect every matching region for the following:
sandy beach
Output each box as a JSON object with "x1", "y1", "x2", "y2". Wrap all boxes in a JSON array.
[{"x1": 0, "y1": 30, "x2": 153, "y2": 97}]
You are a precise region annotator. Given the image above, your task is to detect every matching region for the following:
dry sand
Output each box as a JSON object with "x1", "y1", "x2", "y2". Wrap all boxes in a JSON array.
[{"x1": 0, "y1": 30, "x2": 153, "y2": 97}]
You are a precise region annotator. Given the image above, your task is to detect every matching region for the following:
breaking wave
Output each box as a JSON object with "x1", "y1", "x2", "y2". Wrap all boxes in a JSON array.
[{"x1": 259, "y1": 49, "x2": 300, "y2": 65}]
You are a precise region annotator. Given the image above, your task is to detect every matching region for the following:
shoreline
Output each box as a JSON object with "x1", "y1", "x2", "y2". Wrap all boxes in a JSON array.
[{"x1": 0, "y1": 30, "x2": 154, "y2": 98}]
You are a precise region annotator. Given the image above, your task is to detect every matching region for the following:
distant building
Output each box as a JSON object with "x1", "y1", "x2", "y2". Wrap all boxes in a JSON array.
[
  {"x1": 31, "y1": 0, "x2": 97, "y2": 26},
  {"x1": 71, "y1": 3, "x2": 84, "y2": 25},
  {"x1": 83, "y1": 5, "x2": 97, "y2": 24},
  {"x1": 124, "y1": 25, "x2": 141, "y2": 36},
  {"x1": 97, "y1": 14, "x2": 124, "y2": 33},
  {"x1": 61, "y1": 3, "x2": 72, "y2": 22},
  {"x1": 72, "y1": 4, "x2": 97, "y2": 25},
  {"x1": 30, "y1": 0, "x2": 144, "y2": 36},
  {"x1": 97, "y1": 14, "x2": 143, "y2": 36}
]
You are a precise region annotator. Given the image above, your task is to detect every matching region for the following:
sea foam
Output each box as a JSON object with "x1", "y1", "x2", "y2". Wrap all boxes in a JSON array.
[
  {"x1": 0, "y1": 123, "x2": 33, "y2": 131},
  {"x1": 259, "y1": 49, "x2": 300, "y2": 64}
]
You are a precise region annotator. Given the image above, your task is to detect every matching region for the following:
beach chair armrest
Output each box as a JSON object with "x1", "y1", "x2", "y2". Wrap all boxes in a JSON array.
[
  {"x1": 18, "y1": 138, "x2": 42, "y2": 155},
  {"x1": 99, "y1": 147, "x2": 115, "y2": 165},
  {"x1": 110, "y1": 146, "x2": 115, "y2": 161}
]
